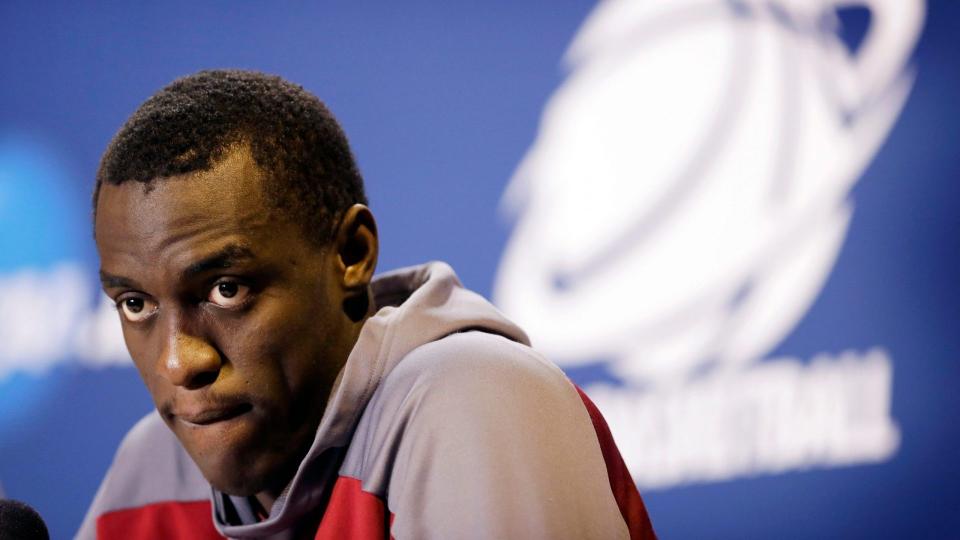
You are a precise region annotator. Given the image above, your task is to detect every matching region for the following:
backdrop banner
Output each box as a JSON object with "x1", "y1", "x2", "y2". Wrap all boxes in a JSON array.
[{"x1": 1, "y1": 1, "x2": 957, "y2": 538}]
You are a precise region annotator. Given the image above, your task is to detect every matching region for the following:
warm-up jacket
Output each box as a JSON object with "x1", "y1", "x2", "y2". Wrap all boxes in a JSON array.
[{"x1": 77, "y1": 262, "x2": 655, "y2": 539}]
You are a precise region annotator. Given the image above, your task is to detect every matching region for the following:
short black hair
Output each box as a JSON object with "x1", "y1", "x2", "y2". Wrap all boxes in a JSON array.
[{"x1": 94, "y1": 69, "x2": 367, "y2": 245}]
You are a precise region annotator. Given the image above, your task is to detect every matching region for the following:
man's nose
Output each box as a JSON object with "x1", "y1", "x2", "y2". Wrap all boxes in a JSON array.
[{"x1": 159, "y1": 331, "x2": 223, "y2": 389}]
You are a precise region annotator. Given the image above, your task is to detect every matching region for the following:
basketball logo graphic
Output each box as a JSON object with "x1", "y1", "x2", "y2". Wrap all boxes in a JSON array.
[{"x1": 495, "y1": 0, "x2": 924, "y2": 486}]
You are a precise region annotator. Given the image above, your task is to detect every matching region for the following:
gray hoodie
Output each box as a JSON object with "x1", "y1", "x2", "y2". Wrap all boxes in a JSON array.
[{"x1": 78, "y1": 262, "x2": 645, "y2": 539}]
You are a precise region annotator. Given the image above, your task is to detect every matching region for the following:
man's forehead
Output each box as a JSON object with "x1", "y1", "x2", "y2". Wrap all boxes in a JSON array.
[
  {"x1": 96, "y1": 148, "x2": 271, "y2": 232},
  {"x1": 93, "y1": 146, "x2": 295, "y2": 275}
]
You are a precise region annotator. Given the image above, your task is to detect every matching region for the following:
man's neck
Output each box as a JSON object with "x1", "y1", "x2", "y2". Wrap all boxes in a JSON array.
[{"x1": 253, "y1": 487, "x2": 282, "y2": 518}]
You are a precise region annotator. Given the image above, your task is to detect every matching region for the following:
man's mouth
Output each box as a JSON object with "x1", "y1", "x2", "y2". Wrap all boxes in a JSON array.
[{"x1": 175, "y1": 402, "x2": 253, "y2": 427}]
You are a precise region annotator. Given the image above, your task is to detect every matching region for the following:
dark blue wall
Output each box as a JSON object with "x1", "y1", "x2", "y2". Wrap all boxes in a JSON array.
[{"x1": 1, "y1": 2, "x2": 957, "y2": 538}]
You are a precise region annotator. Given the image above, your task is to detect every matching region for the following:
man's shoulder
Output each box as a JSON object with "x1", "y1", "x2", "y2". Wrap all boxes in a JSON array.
[
  {"x1": 342, "y1": 330, "x2": 633, "y2": 539},
  {"x1": 92, "y1": 412, "x2": 206, "y2": 506},
  {"x1": 344, "y1": 329, "x2": 595, "y2": 476},
  {"x1": 76, "y1": 411, "x2": 212, "y2": 539},
  {"x1": 379, "y1": 329, "x2": 570, "y2": 401}
]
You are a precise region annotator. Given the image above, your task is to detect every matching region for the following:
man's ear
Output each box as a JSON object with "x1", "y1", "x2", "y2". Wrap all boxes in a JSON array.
[{"x1": 334, "y1": 203, "x2": 379, "y2": 292}]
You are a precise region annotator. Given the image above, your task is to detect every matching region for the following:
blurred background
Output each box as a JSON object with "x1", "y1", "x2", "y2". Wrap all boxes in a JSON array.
[{"x1": 1, "y1": 1, "x2": 957, "y2": 538}]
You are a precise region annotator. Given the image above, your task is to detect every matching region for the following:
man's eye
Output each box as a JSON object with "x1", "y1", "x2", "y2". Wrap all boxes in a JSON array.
[
  {"x1": 118, "y1": 297, "x2": 158, "y2": 323},
  {"x1": 208, "y1": 281, "x2": 250, "y2": 307}
]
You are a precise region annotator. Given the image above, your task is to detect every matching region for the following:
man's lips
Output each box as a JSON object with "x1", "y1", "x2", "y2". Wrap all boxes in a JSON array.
[{"x1": 174, "y1": 402, "x2": 253, "y2": 426}]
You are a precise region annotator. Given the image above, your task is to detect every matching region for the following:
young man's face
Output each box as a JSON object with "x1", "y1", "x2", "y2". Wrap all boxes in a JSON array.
[{"x1": 94, "y1": 147, "x2": 357, "y2": 499}]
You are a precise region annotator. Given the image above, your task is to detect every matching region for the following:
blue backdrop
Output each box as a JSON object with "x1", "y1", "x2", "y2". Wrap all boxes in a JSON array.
[{"x1": 1, "y1": 1, "x2": 958, "y2": 538}]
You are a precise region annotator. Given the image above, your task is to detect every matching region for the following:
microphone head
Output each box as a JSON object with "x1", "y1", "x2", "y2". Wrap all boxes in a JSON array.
[{"x1": 0, "y1": 499, "x2": 49, "y2": 540}]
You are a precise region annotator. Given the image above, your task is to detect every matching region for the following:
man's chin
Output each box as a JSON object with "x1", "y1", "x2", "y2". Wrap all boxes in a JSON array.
[
  {"x1": 195, "y1": 453, "x2": 277, "y2": 497},
  {"x1": 180, "y1": 438, "x2": 303, "y2": 500},
  {"x1": 167, "y1": 412, "x2": 316, "y2": 499}
]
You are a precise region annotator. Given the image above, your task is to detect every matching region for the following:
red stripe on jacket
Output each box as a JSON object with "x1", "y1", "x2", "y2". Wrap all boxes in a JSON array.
[
  {"x1": 314, "y1": 476, "x2": 391, "y2": 540},
  {"x1": 97, "y1": 500, "x2": 223, "y2": 539},
  {"x1": 575, "y1": 386, "x2": 657, "y2": 540},
  {"x1": 93, "y1": 480, "x2": 390, "y2": 540}
]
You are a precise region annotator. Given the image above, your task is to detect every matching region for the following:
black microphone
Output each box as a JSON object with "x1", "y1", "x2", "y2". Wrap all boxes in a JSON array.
[{"x1": 0, "y1": 499, "x2": 49, "y2": 540}]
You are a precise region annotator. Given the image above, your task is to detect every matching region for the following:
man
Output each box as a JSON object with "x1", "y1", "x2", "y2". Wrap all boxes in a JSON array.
[{"x1": 78, "y1": 70, "x2": 655, "y2": 539}]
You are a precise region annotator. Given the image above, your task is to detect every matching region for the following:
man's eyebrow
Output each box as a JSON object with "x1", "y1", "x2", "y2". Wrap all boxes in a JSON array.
[
  {"x1": 99, "y1": 272, "x2": 141, "y2": 290},
  {"x1": 182, "y1": 244, "x2": 257, "y2": 279}
]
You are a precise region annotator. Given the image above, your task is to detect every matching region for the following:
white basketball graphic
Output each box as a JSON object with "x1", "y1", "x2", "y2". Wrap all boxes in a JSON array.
[{"x1": 495, "y1": 0, "x2": 924, "y2": 388}]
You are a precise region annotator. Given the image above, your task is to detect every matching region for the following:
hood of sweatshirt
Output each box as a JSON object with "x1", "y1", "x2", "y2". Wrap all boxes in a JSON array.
[{"x1": 214, "y1": 261, "x2": 529, "y2": 538}]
